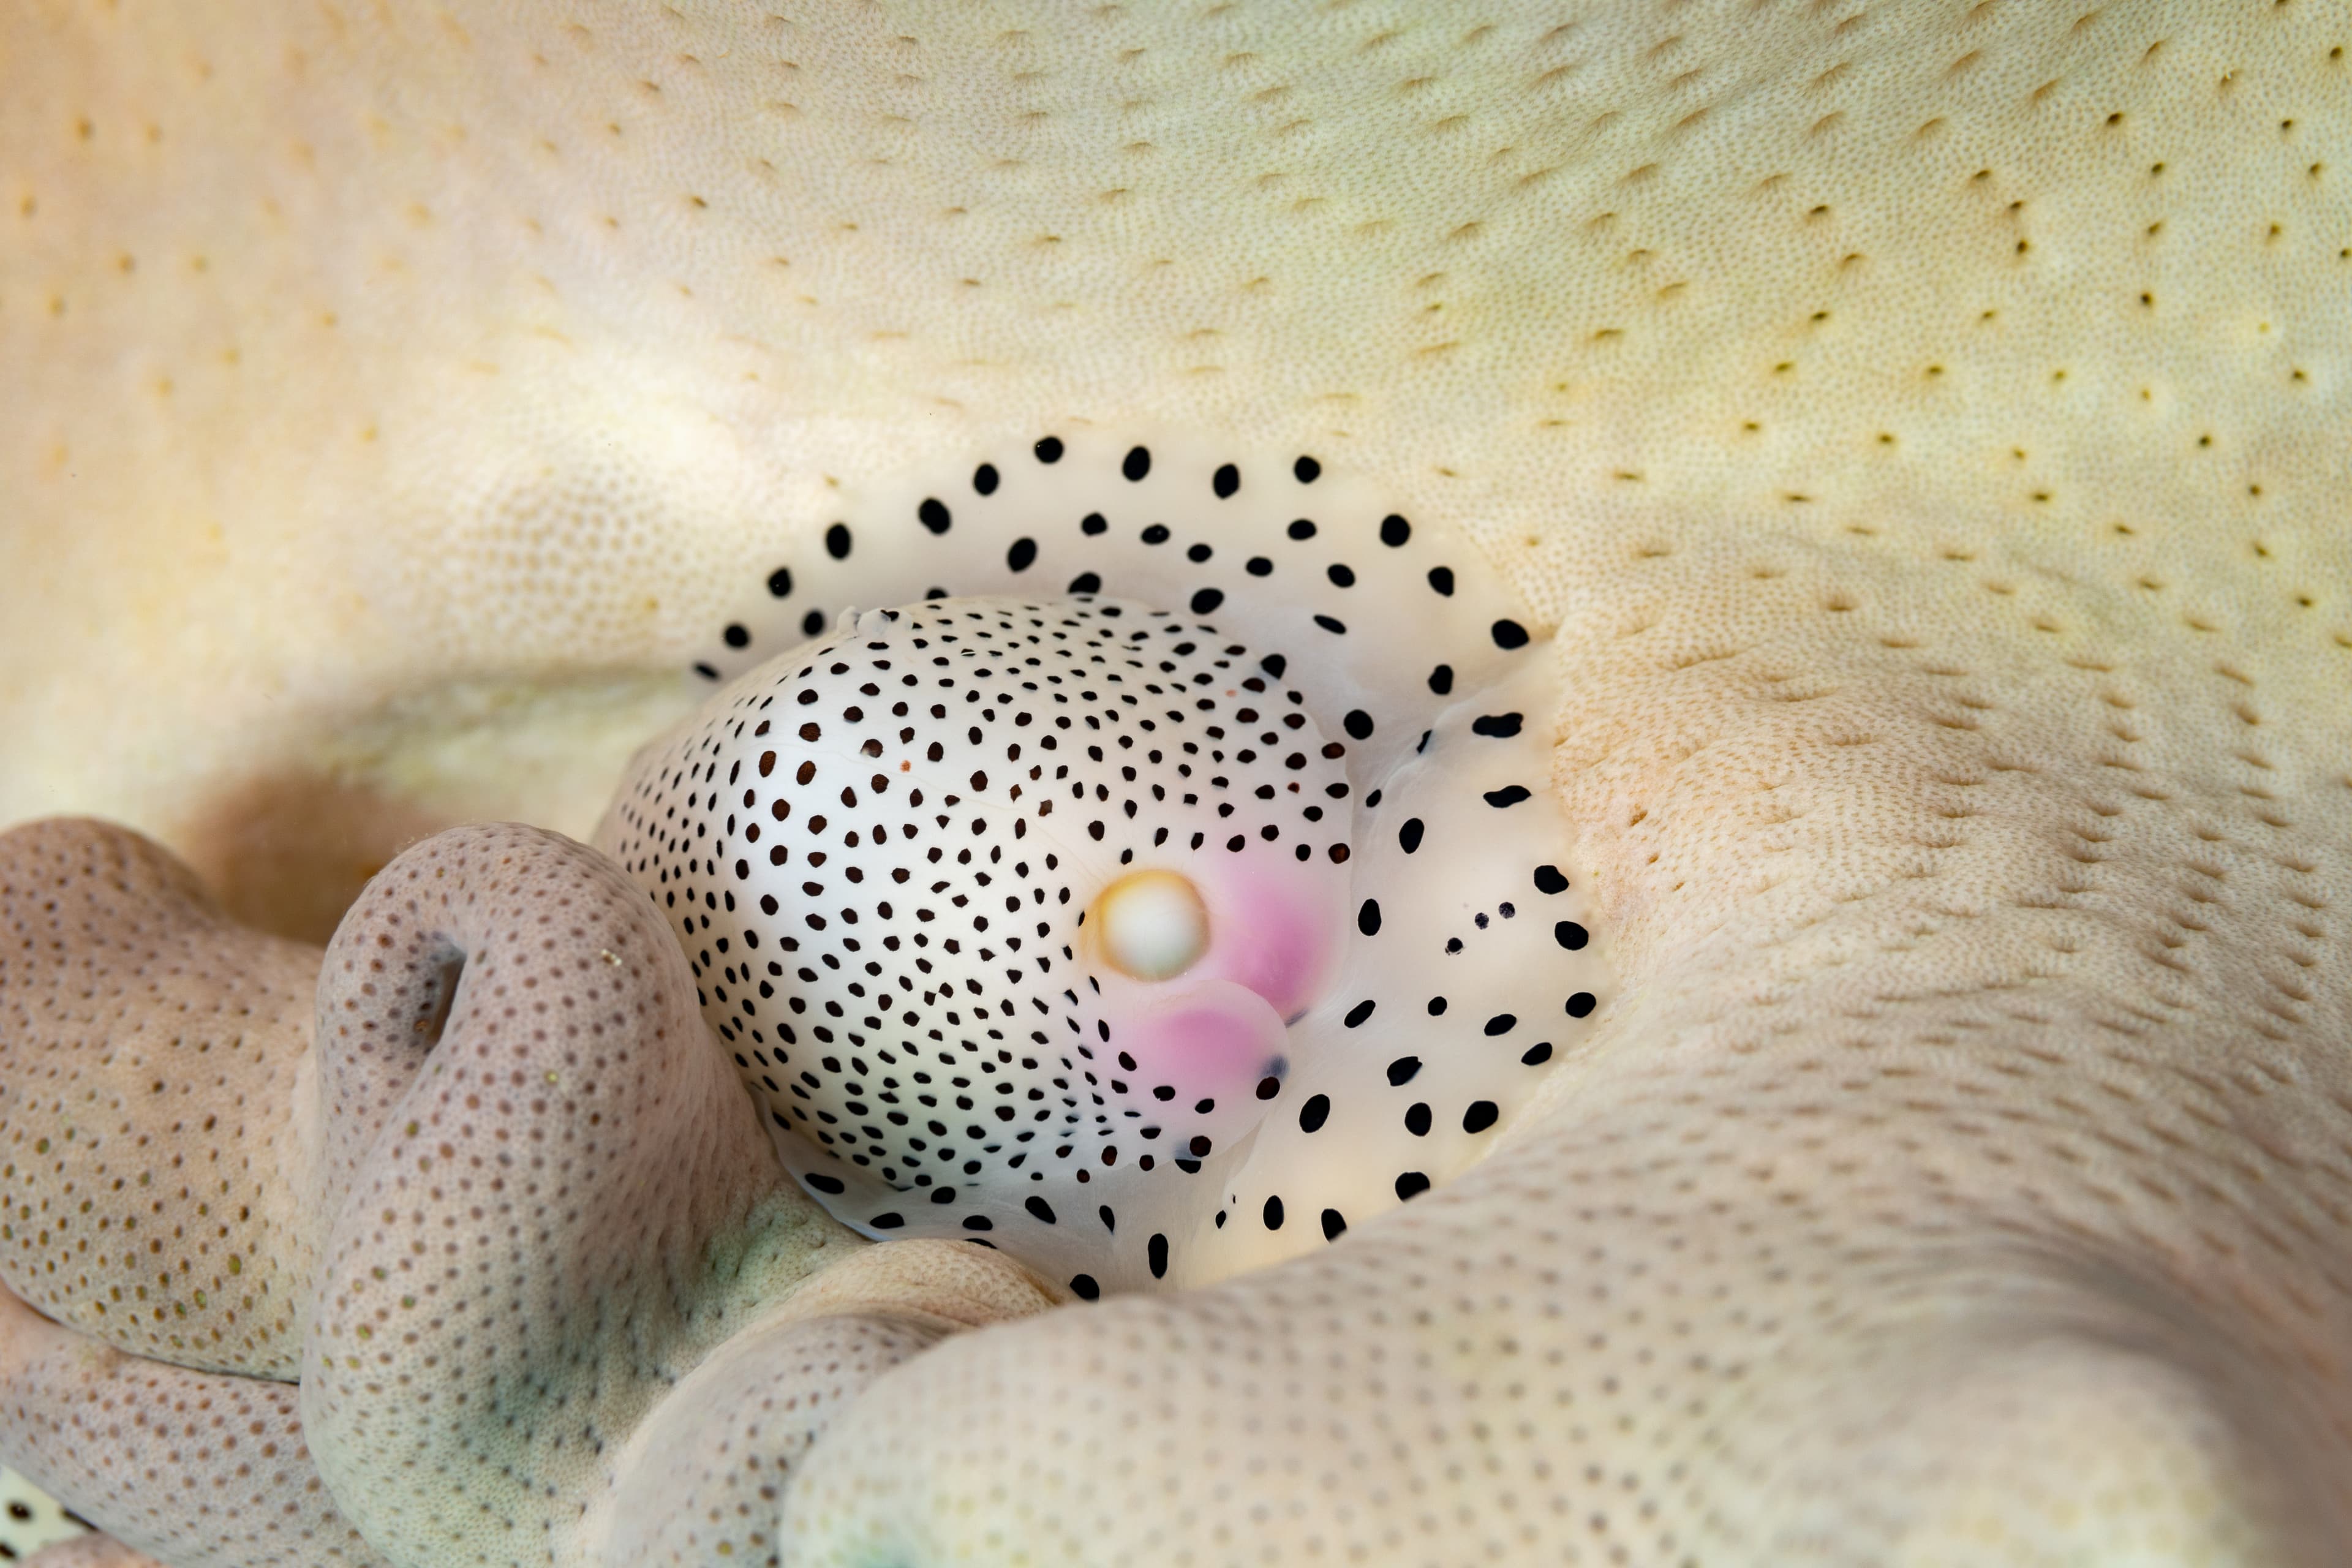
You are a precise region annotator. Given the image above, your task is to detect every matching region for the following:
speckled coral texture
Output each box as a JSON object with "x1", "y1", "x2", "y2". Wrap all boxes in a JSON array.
[
  {"x1": 6, "y1": 0, "x2": 2352, "y2": 1564},
  {"x1": 1, "y1": 820, "x2": 1063, "y2": 1567},
  {"x1": 0, "y1": 820, "x2": 322, "y2": 1379}
]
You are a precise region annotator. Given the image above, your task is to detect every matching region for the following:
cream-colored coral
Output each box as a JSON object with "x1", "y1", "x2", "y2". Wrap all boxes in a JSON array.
[
  {"x1": 0, "y1": 820, "x2": 1063, "y2": 1567},
  {"x1": 5, "y1": 0, "x2": 2352, "y2": 1564}
]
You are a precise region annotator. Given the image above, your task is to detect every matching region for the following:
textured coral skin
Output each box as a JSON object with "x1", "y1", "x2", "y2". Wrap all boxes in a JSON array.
[
  {"x1": 4, "y1": 1, "x2": 2352, "y2": 1564},
  {"x1": 0, "y1": 823, "x2": 1063, "y2": 1568},
  {"x1": 0, "y1": 1283, "x2": 381, "y2": 1568},
  {"x1": 0, "y1": 821, "x2": 323, "y2": 1379}
]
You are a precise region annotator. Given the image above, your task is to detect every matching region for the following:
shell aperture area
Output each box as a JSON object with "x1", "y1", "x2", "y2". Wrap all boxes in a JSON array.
[{"x1": 600, "y1": 435, "x2": 1615, "y2": 1295}]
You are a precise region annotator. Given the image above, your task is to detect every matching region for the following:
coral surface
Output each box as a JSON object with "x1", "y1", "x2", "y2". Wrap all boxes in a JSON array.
[
  {"x1": 6, "y1": 1, "x2": 2352, "y2": 1564},
  {"x1": 0, "y1": 819, "x2": 1061, "y2": 1567}
]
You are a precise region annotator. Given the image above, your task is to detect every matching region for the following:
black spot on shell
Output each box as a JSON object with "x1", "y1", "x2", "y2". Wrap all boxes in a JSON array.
[
  {"x1": 806, "y1": 1174, "x2": 846, "y2": 1195},
  {"x1": 1256, "y1": 1076, "x2": 1282, "y2": 1099},
  {"x1": 1148, "y1": 1232, "x2": 1170, "y2": 1277},
  {"x1": 1213, "y1": 463, "x2": 1240, "y2": 499},
  {"x1": 1472, "y1": 712, "x2": 1524, "y2": 738},
  {"x1": 1344, "y1": 999, "x2": 1376, "y2": 1028},
  {"x1": 1328, "y1": 564, "x2": 1355, "y2": 588},
  {"x1": 1026, "y1": 1196, "x2": 1058, "y2": 1224},
  {"x1": 973, "y1": 462, "x2": 999, "y2": 495},
  {"x1": 1007, "y1": 537, "x2": 1038, "y2": 572},
  {"x1": 1398, "y1": 818, "x2": 1424, "y2": 854},
  {"x1": 1380, "y1": 514, "x2": 1412, "y2": 547},
  {"x1": 724, "y1": 624, "x2": 750, "y2": 649},
  {"x1": 1395, "y1": 1172, "x2": 1431, "y2": 1200},
  {"x1": 826, "y1": 522, "x2": 853, "y2": 559},
  {"x1": 1427, "y1": 566, "x2": 1455, "y2": 597},
  {"x1": 1300, "y1": 1094, "x2": 1331, "y2": 1133},
  {"x1": 919, "y1": 498, "x2": 952, "y2": 534},
  {"x1": 1404, "y1": 1102, "x2": 1432, "y2": 1136},
  {"x1": 1428, "y1": 664, "x2": 1454, "y2": 695},
  {"x1": 1191, "y1": 587, "x2": 1224, "y2": 614},
  {"x1": 1463, "y1": 1101, "x2": 1500, "y2": 1134},
  {"x1": 1288, "y1": 519, "x2": 1317, "y2": 541},
  {"x1": 1566, "y1": 992, "x2": 1597, "y2": 1018},
  {"x1": 1534, "y1": 865, "x2": 1569, "y2": 895},
  {"x1": 1263, "y1": 1195, "x2": 1285, "y2": 1229},
  {"x1": 1071, "y1": 1273, "x2": 1101, "y2": 1300},
  {"x1": 1555, "y1": 921, "x2": 1589, "y2": 951},
  {"x1": 1483, "y1": 1013, "x2": 1517, "y2": 1036},
  {"x1": 1246, "y1": 556, "x2": 1273, "y2": 576},
  {"x1": 1141, "y1": 524, "x2": 1170, "y2": 545},
  {"x1": 767, "y1": 567, "x2": 793, "y2": 598},
  {"x1": 1387, "y1": 1056, "x2": 1422, "y2": 1086},
  {"x1": 1491, "y1": 618, "x2": 1530, "y2": 649},
  {"x1": 1068, "y1": 571, "x2": 1102, "y2": 594},
  {"x1": 1123, "y1": 446, "x2": 1152, "y2": 481},
  {"x1": 1294, "y1": 455, "x2": 1321, "y2": 483},
  {"x1": 1357, "y1": 899, "x2": 1382, "y2": 936},
  {"x1": 803, "y1": 609, "x2": 826, "y2": 636},
  {"x1": 1314, "y1": 614, "x2": 1347, "y2": 634},
  {"x1": 1321, "y1": 1208, "x2": 1347, "y2": 1241},
  {"x1": 963, "y1": 1215, "x2": 993, "y2": 1231},
  {"x1": 870, "y1": 1212, "x2": 905, "y2": 1229},
  {"x1": 1522, "y1": 1041, "x2": 1554, "y2": 1066},
  {"x1": 1343, "y1": 709, "x2": 1374, "y2": 740},
  {"x1": 1035, "y1": 435, "x2": 1065, "y2": 463}
]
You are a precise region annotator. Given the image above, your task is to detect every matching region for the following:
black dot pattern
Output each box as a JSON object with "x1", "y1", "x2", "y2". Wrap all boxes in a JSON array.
[
  {"x1": 610, "y1": 432, "x2": 1614, "y2": 1294},
  {"x1": 1181, "y1": 621, "x2": 1613, "y2": 1286},
  {"x1": 603, "y1": 596, "x2": 1399, "y2": 1290},
  {"x1": 687, "y1": 432, "x2": 1534, "y2": 799}
]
